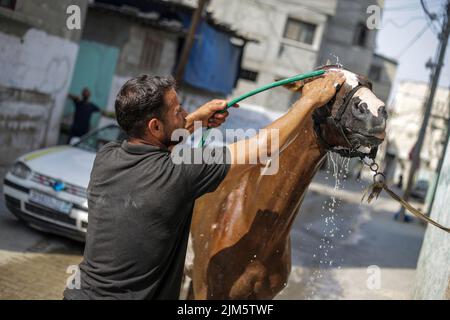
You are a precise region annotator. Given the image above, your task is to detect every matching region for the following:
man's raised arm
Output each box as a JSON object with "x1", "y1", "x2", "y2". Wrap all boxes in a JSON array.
[{"x1": 228, "y1": 72, "x2": 345, "y2": 173}]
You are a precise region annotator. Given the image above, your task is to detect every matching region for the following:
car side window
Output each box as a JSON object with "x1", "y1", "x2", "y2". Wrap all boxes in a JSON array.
[{"x1": 75, "y1": 126, "x2": 127, "y2": 152}]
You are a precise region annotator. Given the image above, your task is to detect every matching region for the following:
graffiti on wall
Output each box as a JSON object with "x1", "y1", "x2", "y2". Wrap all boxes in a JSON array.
[{"x1": 0, "y1": 28, "x2": 79, "y2": 146}]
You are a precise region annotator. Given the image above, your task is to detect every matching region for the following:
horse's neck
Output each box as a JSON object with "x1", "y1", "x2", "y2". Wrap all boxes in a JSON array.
[
  {"x1": 279, "y1": 116, "x2": 326, "y2": 173},
  {"x1": 259, "y1": 116, "x2": 326, "y2": 226},
  {"x1": 193, "y1": 117, "x2": 327, "y2": 254},
  {"x1": 285, "y1": 116, "x2": 326, "y2": 179},
  {"x1": 221, "y1": 116, "x2": 328, "y2": 251}
]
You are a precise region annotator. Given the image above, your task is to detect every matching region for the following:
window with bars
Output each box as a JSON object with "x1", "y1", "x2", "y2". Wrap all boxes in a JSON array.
[
  {"x1": 140, "y1": 34, "x2": 163, "y2": 70},
  {"x1": 0, "y1": 0, "x2": 16, "y2": 10},
  {"x1": 369, "y1": 65, "x2": 382, "y2": 81},
  {"x1": 239, "y1": 68, "x2": 259, "y2": 82},
  {"x1": 283, "y1": 18, "x2": 316, "y2": 45}
]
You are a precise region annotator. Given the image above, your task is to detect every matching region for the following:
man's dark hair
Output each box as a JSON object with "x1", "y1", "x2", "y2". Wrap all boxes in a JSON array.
[{"x1": 115, "y1": 75, "x2": 176, "y2": 138}]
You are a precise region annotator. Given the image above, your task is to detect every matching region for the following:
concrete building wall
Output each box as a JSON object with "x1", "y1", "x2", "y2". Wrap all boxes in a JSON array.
[
  {"x1": 81, "y1": 8, "x2": 179, "y2": 80},
  {"x1": 81, "y1": 7, "x2": 179, "y2": 113},
  {"x1": 76, "y1": 6, "x2": 180, "y2": 128},
  {"x1": 370, "y1": 54, "x2": 398, "y2": 104},
  {"x1": 208, "y1": 0, "x2": 337, "y2": 112},
  {"x1": 0, "y1": 87, "x2": 53, "y2": 169},
  {"x1": 1, "y1": 0, "x2": 86, "y2": 42},
  {"x1": 413, "y1": 136, "x2": 450, "y2": 299},
  {"x1": 386, "y1": 81, "x2": 449, "y2": 183},
  {"x1": 0, "y1": 0, "x2": 88, "y2": 171},
  {"x1": 318, "y1": 0, "x2": 381, "y2": 75}
]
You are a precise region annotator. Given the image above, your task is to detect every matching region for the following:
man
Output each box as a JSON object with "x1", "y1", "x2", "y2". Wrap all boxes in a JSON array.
[
  {"x1": 63, "y1": 72, "x2": 344, "y2": 300},
  {"x1": 67, "y1": 88, "x2": 114, "y2": 142}
]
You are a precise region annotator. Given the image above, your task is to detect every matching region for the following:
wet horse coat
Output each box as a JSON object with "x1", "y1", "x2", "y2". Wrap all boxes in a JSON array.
[{"x1": 189, "y1": 67, "x2": 387, "y2": 299}]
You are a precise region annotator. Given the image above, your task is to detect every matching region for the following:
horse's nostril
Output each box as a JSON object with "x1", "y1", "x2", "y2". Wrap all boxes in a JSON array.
[
  {"x1": 378, "y1": 106, "x2": 387, "y2": 117},
  {"x1": 370, "y1": 113, "x2": 387, "y2": 132}
]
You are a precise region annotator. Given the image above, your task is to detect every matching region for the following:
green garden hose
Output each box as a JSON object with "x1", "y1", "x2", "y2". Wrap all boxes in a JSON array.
[{"x1": 199, "y1": 69, "x2": 325, "y2": 147}]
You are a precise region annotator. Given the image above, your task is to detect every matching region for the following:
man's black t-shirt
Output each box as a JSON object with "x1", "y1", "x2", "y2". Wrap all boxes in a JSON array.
[
  {"x1": 63, "y1": 141, "x2": 230, "y2": 299},
  {"x1": 71, "y1": 100, "x2": 100, "y2": 137}
]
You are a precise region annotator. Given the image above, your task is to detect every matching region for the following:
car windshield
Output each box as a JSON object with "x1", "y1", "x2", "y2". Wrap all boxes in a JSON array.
[{"x1": 74, "y1": 125, "x2": 127, "y2": 153}]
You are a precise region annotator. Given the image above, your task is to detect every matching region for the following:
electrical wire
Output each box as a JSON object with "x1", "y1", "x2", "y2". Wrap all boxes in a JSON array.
[
  {"x1": 384, "y1": 0, "x2": 443, "y2": 11},
  {"x1": 383, "y1": 16, "x2": 426, "y2": 28},
  {"x1": 421, "y1": 0, "x2": 444, "y2": 35},
  {"x1": 395, "y1": 23, "x2": 430, "y2": 58}
]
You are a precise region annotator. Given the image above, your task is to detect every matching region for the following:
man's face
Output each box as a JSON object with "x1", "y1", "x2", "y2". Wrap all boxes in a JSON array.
[
  {"x1": 82, "y1": 89, "x2": 91, "y2": 101},
  {"x1": 161, "y1": 88, "x2": 188, "y2": 147}
]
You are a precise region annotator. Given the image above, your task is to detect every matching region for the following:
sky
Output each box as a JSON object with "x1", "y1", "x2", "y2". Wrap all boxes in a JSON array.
[{"x1": 376, "y1": 0, "x2": 450, "y2": 102}]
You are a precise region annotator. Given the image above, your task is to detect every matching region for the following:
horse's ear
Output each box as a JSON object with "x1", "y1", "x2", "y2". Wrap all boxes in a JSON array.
[{"x1": 357, "y1": 75, "x2": 373, "y2": 90}]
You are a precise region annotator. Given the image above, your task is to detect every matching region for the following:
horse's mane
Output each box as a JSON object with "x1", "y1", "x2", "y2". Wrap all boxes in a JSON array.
[{"x1": 317, "y1": 64, "x2": 373, "y2": 90}]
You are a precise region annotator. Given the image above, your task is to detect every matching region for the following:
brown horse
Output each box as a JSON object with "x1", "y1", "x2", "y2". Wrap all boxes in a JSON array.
[{"x1": 189, "y1": 66, "x2": 387, "y2": 299}]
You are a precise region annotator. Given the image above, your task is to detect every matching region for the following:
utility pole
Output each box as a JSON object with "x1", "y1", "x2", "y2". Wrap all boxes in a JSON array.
[
  {"x1": 174, "y1": 0, "x2": 210, "y2": 84},
  {"x1": 397, "y1": 0, "x2": 450, "y2": 221}
]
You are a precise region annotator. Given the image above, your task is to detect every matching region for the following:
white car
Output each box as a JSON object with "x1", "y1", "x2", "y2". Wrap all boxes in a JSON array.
[{"x1": 3, "y1": 125, "x2": 126, "y2": 242}]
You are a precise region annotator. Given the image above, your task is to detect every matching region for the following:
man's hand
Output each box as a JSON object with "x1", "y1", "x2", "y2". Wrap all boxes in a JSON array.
[
  {"x1": 301, "y1": 72, "x2": 346, "y2": 108},
  {"x1": 186, "y1": 99, "x2": 238, "y2": 129}
]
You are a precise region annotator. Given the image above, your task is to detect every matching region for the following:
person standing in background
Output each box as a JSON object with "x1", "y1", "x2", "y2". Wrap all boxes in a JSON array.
[{"x1": 67, "y1": 88, "x2": 114, "y2": 142}]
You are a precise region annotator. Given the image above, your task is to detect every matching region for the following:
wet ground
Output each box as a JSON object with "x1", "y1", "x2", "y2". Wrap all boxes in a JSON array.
[
  {"x1": 277, "y1": 164, "x2": 425, "y2": 300},
  {"x1": 0, "y1": 162, "x2": 425, "y2": 300}
]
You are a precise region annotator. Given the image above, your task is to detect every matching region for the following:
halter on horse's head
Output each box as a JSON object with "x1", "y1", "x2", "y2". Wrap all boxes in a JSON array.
[{"x1": 286, "y1": 65, "x2": 387, "y2": 159}]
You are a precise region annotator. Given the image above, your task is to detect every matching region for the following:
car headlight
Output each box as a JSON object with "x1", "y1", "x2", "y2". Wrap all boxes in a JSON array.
[{"x1": 11, "y1": 162, "x2": 32, "y2": 179}]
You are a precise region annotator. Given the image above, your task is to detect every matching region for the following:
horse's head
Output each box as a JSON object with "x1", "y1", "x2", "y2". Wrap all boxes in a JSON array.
[{"x1": 285, "y1": 65, "x2": 387, "y2": 159}]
